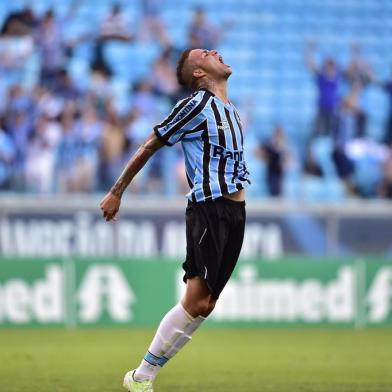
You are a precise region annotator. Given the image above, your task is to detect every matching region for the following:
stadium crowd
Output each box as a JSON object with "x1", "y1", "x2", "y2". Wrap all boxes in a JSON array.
[{"x1": 0, "y1": 2, "x2": 391, "y2": 200}]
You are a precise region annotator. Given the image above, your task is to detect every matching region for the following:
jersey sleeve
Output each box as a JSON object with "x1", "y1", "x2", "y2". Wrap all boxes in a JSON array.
[{"x1": 153, "y1": 92, "x2": 209, "y2": 146}]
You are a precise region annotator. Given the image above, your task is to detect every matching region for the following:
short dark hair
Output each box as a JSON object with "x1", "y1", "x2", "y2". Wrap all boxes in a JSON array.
[{"x1": 176, "y1": 49, "x2": 197, "y2": 90}]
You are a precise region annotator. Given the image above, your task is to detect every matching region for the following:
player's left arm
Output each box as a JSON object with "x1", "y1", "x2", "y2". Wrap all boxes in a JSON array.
[{"x1": 100, "y1": 131, "x2": 165, "y2": 221}]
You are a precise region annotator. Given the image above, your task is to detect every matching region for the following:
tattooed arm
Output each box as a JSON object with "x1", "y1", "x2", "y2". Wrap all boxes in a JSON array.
[{"x1": 100, "y1": 131, "x2": 165, "y2": 221}]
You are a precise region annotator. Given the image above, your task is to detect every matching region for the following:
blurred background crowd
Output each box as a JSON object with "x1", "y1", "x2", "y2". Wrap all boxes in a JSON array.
[{"x1": 0, "y1": 0, "x2": 391, "y2": 201}]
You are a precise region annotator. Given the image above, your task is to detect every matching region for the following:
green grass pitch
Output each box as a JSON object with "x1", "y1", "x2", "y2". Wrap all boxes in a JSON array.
[{"x1": 0, "y1": 328, "x2": 391, "y2": 392}]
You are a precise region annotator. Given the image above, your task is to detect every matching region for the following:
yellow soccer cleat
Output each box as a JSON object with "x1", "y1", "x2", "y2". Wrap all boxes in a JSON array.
[{"x1": 123, "y1": 370, "x2": 154, "y2": 392}]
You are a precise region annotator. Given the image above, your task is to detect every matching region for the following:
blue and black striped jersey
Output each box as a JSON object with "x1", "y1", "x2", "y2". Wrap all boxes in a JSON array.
[{"x1": 154, "y1": 88, "x2": 251, "y2": 202}]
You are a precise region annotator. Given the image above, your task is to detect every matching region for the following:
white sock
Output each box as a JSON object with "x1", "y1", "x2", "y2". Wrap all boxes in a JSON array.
[{"x1": 134, "y1": 303, "x2": 205, "y2": 381}]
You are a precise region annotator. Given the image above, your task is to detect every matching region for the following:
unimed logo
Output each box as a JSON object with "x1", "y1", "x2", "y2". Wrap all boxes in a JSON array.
[
  {"x1": 0, "y1": 265, "x2": 63, "y2": 324},
  {"x1": 0, "y1": 264, "x2": 135, "y2": 325},
  {"x1": 177, "y1": 264, "x2": 392, "y2": 325},
  {"x1": 77, "y1": 265, "x2": 135, "y2": 323},
  {"x1": 211, "y1": 265, "x2": 356, "y2": 323},
  {"x1": 207, "y1": 264, "x2": 392, "y2": 324}
]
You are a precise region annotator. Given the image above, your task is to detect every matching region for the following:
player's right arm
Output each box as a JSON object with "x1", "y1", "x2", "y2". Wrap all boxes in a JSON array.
[
  {"x1": 100, "y1": 92, "x2": 207, "y2": 221},
  {"x1": 100, "y1": 131, "x2": 164, "y2": 221}
]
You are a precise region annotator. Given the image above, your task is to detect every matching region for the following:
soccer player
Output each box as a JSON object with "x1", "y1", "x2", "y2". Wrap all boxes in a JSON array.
[{"x1": 100, "y1": 48, "x2": 250, "y2": 392}]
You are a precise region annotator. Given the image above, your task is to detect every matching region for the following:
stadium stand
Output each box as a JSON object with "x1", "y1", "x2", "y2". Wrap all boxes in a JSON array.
[{"x1": 0, "y1": 0, "x2": 391, "y2": 200}]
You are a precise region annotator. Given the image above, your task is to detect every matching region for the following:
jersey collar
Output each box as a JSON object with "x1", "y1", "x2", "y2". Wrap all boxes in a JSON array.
[{"x1": 197, "y1": 87, "x2": 215, "y2": 96}]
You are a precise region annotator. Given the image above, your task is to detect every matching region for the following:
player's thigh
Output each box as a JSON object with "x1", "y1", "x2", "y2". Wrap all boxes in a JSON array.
[{"x1": 214, "y1": 212, "x2": 246, "y2": 297}]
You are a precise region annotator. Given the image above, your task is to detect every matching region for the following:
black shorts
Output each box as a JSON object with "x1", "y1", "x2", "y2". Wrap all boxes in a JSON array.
[{"x1": 182, "y1": 197, "x2": 246, "y2": 299}]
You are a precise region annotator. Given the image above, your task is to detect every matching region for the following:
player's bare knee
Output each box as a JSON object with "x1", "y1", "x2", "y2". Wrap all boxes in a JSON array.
[
  {"x1": 189, "y1": 297, "x2": 212, "y2": 317},
  {"x1": 197, "y1": 299, "x2": 210, "y2": 317},
  {"x1": 204, "y1": 298, "x2": 216, "y2": 316},
  {"x1": 198, "y1": 297, "x2": 217, "y2": 317}
]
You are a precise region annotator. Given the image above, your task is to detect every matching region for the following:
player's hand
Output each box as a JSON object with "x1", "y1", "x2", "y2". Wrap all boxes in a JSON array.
[{"x1": 100, "y1": 192, "x2": 121, "y2": 221}]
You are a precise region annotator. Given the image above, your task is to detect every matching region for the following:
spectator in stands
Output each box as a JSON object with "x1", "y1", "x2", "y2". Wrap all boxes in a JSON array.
[
  {"x1": 0, "y1": 30, "x2": 34, "y2": 73},
  {"x1": 55, "y1": 102, "x2": 100, "y2": 193},
  {"x1": 91, "y1": 3, "x2": 135, "y2": 78},
  {"x1": 36, "y1": 10, "x2": 70, "y2": 89},
  {"x1": 25, "y1": 114, "x2": 60, "y2": 193},
  {"x1": 151, "y1": 47, "x2": 180, "y2": 103},
  {"x1": 90, "y1": 44, "x2": 113, "y2": 78},
  {"x1": 4, "y1": 85, "x2": 34, "y2": 179},
  {"x1": 5, "y1": 87, "x2": 34, "y2": 186},
  {"x1": 97, "y1": 98, "x2": 126, "y2": 191},
  {"x1": 258, "y1": 125, "x2": 290, "y2": 197},
  {"x1": 100, "y1": 3, "x2": 133, "y2": 41},
  {"x1": 345, "y1": 44, "x2": 373, "y2": 90},
  {"x1": 7, "y1": 109, "x2": 32, "y2": 168},
  {"x1": 344, "y1": 43, "x2": 374, "y2": 137},
  {"x1": 0, "y1": 117, "x2": 16, "y2": 190},
  {"x1": 6, "y1": 84, "x2": 34, "y2": 115},
  {"x1": 306, "y1": 41, "x2": 341, "y2": 136},
  {"x1": 332, "y1": 96, "x2": 356, "y2": 194},
  {"x1": 0, "y1": 7, "x2": 36, "y2": 83},
  {"x1": 188, "y1": 7, "x2": 222, "y2": 50},
  {"x1": 74, "y1": 104, "x2": 102, "y2": 192},
  {"x1": 53, "y1": 69, "x2": 82, "y2": 102},
  {"x1": 32, "y1": 85, "x2": 63, "y2": 120},
  {"x1": 139, "y1": 0, "x2": 171, "y2": 46},
  {"x1": 379, "y1": 148, "x2": 392, "y2": 198},
  {"x1": 131, "y1": 79, "x2": 159, "y2": 117},
  {"x1": 55, "y1": 105, "x2": 79, "y2": 192},
  {"x1": 381, "y1": 68, "x2": 392, "y2": 145},
  {"x1": 0, "y1": 6, "x2": 38, "y2": 37},
  {"x1": 35, "y1": 1, "x2": 80, "y2": 88}
]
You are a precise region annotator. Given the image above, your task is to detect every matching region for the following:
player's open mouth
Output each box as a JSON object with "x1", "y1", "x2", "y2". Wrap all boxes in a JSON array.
[{"x1": 219, "y1": 55, "x2": 230, "y2": 67}]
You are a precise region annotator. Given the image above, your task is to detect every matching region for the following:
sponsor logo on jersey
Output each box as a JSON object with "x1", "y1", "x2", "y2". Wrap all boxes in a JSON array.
[
  {"x1": 212, "y1": 145, "x2": 243, "y2": 161},
  {"x1": 217, "y1": 121, "x2": 230, "y2": 132},
  {"x1": 167, "y1": 100, "x2": 197, "y2": 128}
]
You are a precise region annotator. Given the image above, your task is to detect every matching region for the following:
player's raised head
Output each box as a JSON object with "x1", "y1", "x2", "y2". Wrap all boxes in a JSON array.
[{"x1": 176, "y1": 48, "x2": 232, "y2": 91}]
